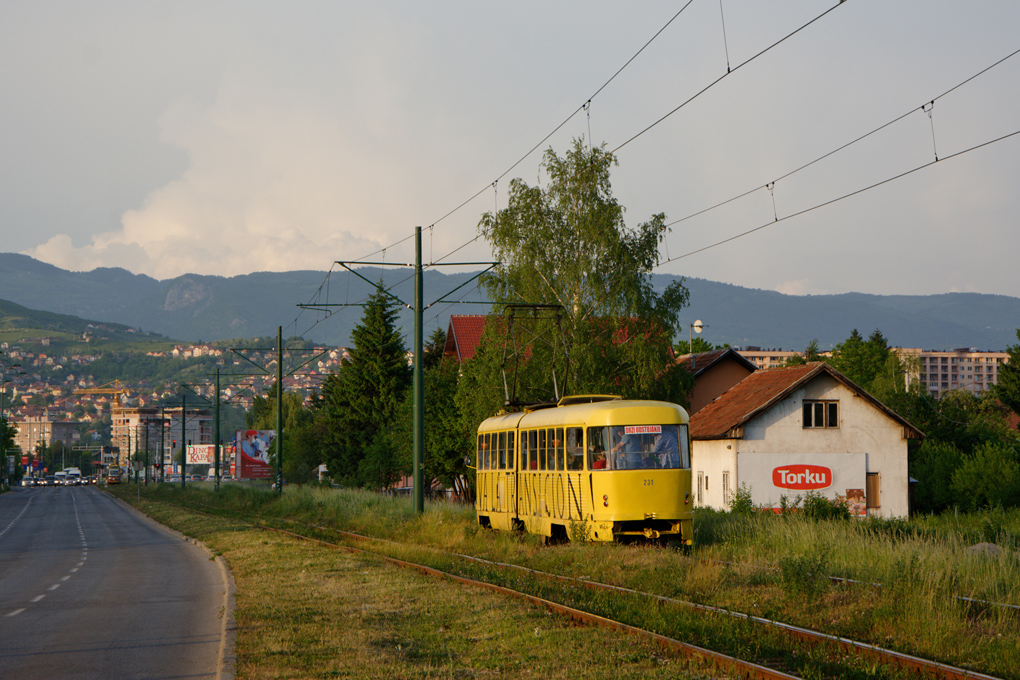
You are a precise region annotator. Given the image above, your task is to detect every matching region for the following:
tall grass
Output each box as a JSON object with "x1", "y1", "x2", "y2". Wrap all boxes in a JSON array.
[{"x1": 123, "y1": 483, "x2": 1020, "y2": 678}]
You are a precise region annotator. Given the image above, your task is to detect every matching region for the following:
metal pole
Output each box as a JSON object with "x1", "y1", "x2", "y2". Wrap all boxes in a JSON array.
[
  {"x1": 413, "y1": 226, "x2": 424, "y2": 514},
  {"x1": 1, "y1": 366, "x2": 6, "y2": 488},
  {"x1": 181, "y1": 394, "x2": 186, "y2": 489},
  {"x1": 144, "y1": 418, "x2": 149, "y2": 485},
  {"x1": 214, "y1": 367, "x2": 221, "y2": 491},
  {"x1": 0, "y1": 369, "x2": 6, "y2": 488},
  {"x1": 275, "y1": 326, "x2": 283, "y2": 494},
  {"x1": 160, "y1": 407, "x2": 165, "y2": 483}
]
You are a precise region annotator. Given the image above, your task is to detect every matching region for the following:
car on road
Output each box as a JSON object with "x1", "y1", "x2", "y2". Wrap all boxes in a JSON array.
[{"x1": 21, "y1": 477, "x2": 36, "y2": 487}]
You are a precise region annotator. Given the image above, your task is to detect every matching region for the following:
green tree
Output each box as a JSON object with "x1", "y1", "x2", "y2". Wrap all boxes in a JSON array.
[
  {"x1": 422, "y1": 327, "x2": 447, "y2": 371},
  {"x1": 951, "y1": 440, "x2": 1020, "y2": 511},
  {"x1": 993, "y1": 329, "x2": 1020, "y2": 418},
  {"x1": 674, "y1": 336, "x2": 727, "y2": 355},
  {"x1": 320, "y1": 285, "x2": 411, "y2": 488},
  {"x1": 471, "y1": 137, "x2": 690, "y2": 415},
  {"x1": 828, "y1": 329, "x2": 905, "y2": 397},
  {"x1": 909, "y1": 440, "x2": 964, "y2": 513}
]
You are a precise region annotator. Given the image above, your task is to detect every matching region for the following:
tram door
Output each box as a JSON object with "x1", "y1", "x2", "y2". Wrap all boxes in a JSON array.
[{"x1": 494, "y1": 431, "x2": 516, "y2": 518}]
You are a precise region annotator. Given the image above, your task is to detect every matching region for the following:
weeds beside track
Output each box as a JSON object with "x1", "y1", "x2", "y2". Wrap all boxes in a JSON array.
[{"x1": 111, "y1": 483, "x2": 1015, "y2": 679}]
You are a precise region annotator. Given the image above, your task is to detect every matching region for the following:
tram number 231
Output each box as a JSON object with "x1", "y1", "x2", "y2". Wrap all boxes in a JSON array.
[{"x1": 643, "y1": 479, "x2": 654, "y2": 486}]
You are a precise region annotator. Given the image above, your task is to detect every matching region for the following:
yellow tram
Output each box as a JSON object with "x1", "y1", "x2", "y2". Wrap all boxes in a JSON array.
[{"x1": 475, "y1": 395, "x2": 693, "y2": 544}]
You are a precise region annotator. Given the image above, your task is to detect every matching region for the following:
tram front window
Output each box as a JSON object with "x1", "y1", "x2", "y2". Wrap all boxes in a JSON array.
[{"x1": 587, "y1": 425, "x2": 690, "y2": 470}]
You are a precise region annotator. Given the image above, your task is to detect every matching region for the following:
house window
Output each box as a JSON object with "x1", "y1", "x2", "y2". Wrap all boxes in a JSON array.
[
  {"x1": 866, "y1": 473, "x2": 880, "y2": 509},
  {"x1": 722, "y1": 471, "x2": 731, "y2": 506},
  {"x1": 696, "y1": 471, "x2": 704, "y2": 504},
  {"x1": 803, "y1": 400, "x2": 839, "y2": 428}
]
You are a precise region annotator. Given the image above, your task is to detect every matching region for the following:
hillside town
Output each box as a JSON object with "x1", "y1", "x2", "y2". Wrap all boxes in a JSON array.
[{"x1": 1, "y1": 341, "x2": 350, "y2": 462}]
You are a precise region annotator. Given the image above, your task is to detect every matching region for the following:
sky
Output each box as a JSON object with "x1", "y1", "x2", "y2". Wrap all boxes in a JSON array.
[{"x1": 2, "y1": 1, "x2": 1018, "y2": 298}]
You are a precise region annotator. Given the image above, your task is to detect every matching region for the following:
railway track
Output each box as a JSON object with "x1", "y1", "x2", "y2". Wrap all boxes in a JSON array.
[{"x1": 128, "y1": 493, "x2": 1007, "y2": 680}]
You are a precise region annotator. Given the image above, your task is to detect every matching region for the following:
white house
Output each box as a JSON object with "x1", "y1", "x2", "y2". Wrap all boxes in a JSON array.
[{"x1": 689, "y1": 362, "x2": 923, "y2": 518}]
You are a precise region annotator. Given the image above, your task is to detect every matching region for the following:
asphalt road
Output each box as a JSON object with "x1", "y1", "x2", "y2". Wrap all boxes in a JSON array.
[{"x1": 0, "y1": 485, "x2": 230, "y2": 679}]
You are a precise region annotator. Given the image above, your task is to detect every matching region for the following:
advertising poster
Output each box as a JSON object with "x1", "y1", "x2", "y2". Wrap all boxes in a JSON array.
[
  {"x1": 737, "y1": 452, "x2": 867, "y2": 516},
  {"x1": 186, "y1": 444, "x2": 216, "y2": 465},
  {"x1": 235, "y1": 430, "x2": 275, "y2": 480}
]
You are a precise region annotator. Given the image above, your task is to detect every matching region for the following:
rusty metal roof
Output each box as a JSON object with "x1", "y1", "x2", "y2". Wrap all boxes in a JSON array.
[{"x1": 689, "y1": 362, "x2": 924, "y2": 440}]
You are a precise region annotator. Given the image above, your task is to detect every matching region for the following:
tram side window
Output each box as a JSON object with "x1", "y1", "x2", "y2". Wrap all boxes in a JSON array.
[
  {"x1": 538, "y1": 429, "x2": 548, "y2": 470},
  {"x1": 555, "y1": 428, "x2": 565, "y2": 470},
  {"x1": 566, "y1": 427, "x2": 583, "y2": 470},
  {"x1": 498, "y1": 431, "x2": 507, "y2": 469},
  {"x1": 527, "y1": 430, "x2": 538, "y2": 470},
  {"x1": 477, "y1": 433, "x2": 487, "y2": 470},
  {"x1": 587, "y1": 426, "x2": 610, "y2": 470},
  {"x1": 507, "y1": 432, "x2": 515, "y2": 469}
]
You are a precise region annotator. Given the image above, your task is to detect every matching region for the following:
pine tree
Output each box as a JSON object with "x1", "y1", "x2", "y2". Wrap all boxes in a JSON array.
[{"x1": 320, "y1": 285, "x2": 411, "y2": 488}]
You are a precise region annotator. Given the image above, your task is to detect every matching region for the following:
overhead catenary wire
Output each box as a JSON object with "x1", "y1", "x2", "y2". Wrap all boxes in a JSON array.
[
  {"x1": 308, "y1": 0, "x2": 844, "y2": 322},
  {"x1": 660, "y1": 128, "x2": 1020, "y2": 264},
  {"x1": 609, "y1": 1, "x2": 847, "y2": 156},
  {"x1": 663, "y1": 45, "x2": 1020, "y2": 230},
  {"x1": 423, "y1": 1, "x2": 847, "y2": 273},
  {"x1": 300, "y1": 4, "x2": 1016, "y2": 348},
  {"x1": 424, "y1": 1, "x2": 697, "y2": 235}
]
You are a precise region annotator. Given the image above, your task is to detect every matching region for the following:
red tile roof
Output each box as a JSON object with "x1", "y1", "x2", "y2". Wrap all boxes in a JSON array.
[
  {"x1": 689, "y1": 362, "x2": 924, "y2": 440},
  {"x1": 444, "y1": 315, "x2": 488, "y2": 363}
]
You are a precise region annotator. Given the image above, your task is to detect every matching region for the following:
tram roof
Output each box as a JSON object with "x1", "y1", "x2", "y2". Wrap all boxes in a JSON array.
[{"x1": 479, "y1": 397, "x2": 688, "y2": 431}]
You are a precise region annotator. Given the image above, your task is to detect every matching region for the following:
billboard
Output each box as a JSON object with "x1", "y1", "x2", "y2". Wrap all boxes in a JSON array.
[
  {"x1": 738, "y1": 452, "x2": 867, "y2": 516},
  {"x1": 235, "y1": 430, "x2": 275, "y2": 480},
  {"x1": 186, "y1": 444, "x2": 216, "y2": 465}
]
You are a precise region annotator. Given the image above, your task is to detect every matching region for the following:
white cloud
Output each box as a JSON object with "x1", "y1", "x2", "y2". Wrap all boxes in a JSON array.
[{"x1": 774, "y1": 280, "x2": 827, "y2": 297}]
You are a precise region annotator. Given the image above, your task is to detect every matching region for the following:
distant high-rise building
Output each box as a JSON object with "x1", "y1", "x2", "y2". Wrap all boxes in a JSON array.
[{"x1": 896, "y1": 348, "x2": 1009, "y2": 398}]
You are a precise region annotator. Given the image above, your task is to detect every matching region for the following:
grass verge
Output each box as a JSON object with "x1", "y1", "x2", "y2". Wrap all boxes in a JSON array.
[
  {"x1": 115, "y1": 483, "x2": 1020, "y2": 679},
  {"x1": 122, "y1": 490, "x2": 732, "y2": 679}
]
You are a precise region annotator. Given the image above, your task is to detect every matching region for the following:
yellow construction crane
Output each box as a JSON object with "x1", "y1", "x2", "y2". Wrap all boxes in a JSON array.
[{"x1": 74, "y1": 379, "x2": 129, "y2": 404}]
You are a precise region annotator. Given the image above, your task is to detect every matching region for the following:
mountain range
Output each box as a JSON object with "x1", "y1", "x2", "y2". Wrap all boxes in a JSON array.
[{"x1": 1, "y1": 253, "x2": 1016, "y2": 351}]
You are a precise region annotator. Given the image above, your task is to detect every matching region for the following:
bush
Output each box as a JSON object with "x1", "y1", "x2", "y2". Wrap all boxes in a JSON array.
[
  {"x1": 802, "y1": 490, "x2": 851, "y2": 520},
  {"x1": 951, "y1": 441, "x2": 1020, "y2": 511},
  {"x1": 729, "y1": 483, "x2": 756, "y2": 514}
]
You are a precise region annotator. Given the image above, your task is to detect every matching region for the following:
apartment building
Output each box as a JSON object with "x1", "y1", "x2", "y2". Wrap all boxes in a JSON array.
[
  {"x1": 897, "y1": 348, "x2": 1009, "y2": 398},
  {"x1": 111, "y1": 405, "x2": 212, "y2": 467},
  {"x1": 11, "y1": 412, "x2": 80, "y2": 456},
  {"x1": 736, "y1": 347, "x2": 804, "y2": 370}
]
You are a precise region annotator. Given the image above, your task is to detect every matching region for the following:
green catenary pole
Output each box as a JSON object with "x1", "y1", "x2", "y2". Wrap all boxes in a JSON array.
[
  {"x1": 181, "y1": 393, "x2": 186, "y2": 489},
  {"x1": 160, "y1": 406, "x2": 165, "y2": 483},
  {"x1": 214, "y1": 367, "x2": 220, "y2": 491},
  {"x1": 276, "y1": 326, "x2": 283, "y2": 494},
  {"x1": 144, "y1": 419, "x2": 149, "y2": 485},
  {"x1": 413, "y1": 226, "x2": 424, "y2": 514}
]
